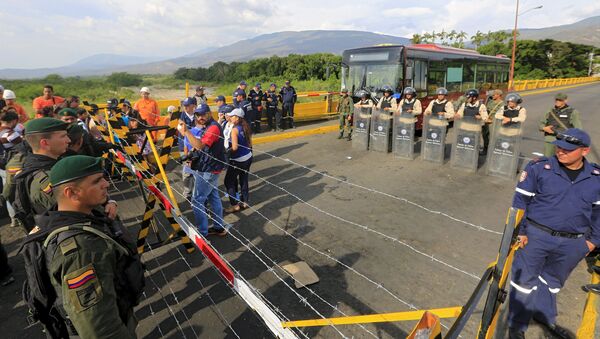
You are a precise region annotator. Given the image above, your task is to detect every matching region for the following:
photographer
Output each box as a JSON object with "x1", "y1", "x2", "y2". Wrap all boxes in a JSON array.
[{"x1": 32, "y1": 85, "x2": 65, "y2": 118}]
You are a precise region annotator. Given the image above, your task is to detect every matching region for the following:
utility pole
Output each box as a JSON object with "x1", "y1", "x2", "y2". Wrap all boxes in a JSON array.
[{"x1": 508, "y1": 0, "x2": 520, "y2": 91}]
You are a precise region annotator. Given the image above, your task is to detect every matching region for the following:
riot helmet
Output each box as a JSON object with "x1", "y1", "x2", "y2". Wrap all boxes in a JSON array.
[
  {"x1": 403, "y1": 87, "x2": 416, "y2": 96},
  {"x1": 465, "y1": 89, "x2": 479, "y2": 99},
  {"x1": 436, "y1": 87, "x2": 448, "y2": 96},
  {"x1": 505, "y1": 93, "x2": 522, "y2": 104}
]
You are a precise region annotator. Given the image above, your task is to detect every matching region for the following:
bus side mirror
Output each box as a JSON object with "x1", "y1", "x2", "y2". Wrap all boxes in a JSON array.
[{"x1": 405, "y1": 66, "x2": 413, "y2": 80}]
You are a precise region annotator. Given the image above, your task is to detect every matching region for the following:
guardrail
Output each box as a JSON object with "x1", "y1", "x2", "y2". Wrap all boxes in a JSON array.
[{"x1": 512, "y1": 76, "x2": 599, "y2": 91}]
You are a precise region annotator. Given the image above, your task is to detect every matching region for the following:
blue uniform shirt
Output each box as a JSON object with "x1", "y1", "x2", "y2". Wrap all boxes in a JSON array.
[{"x1": 513, "y1": 156, "x2": 600, "y2": 246}]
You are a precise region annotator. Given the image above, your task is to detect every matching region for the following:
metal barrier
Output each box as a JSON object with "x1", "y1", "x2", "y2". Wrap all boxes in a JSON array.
[{"x1": 512, "y1": 76, "x2": 600, "y2": 91}]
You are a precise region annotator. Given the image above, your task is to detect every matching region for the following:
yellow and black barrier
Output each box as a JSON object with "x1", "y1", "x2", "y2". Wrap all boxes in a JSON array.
[{"x1": 577, "y1": 257, "x2": 600, "y2": 338}]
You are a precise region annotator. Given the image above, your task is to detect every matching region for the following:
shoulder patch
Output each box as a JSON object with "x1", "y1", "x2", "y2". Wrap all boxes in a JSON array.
[
  {"x1": 60, "y1": 237, "x2": 78, "y2": 255},
  {"x1": 593, "y1": 169, "x2": 600, "y2": 175},
  {"x1": 519, "y1": 171, "x2": 527, "y2": 182},
  {"x1": 67, "y1": 267, "x2": 96, "y2": 289},
  {"x1": 42, "y1": 183, "x2": 52, "y2": 194},
  {"x1": 531, "y1": 156, "x2": 548, "y2": 164},
  {"x1": 544, "y1": 164, "x2": 551, "y2": 170}
]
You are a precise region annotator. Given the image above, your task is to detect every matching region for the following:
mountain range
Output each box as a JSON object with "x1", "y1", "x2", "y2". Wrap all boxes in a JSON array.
[{"x1": 1, "y1": 16, "x2": 598, "y2": 79}]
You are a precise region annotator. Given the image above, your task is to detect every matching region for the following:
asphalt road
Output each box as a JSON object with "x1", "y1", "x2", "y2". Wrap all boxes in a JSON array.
[{"x1": 1, "y1": 82, "x2": 599, "y2": 339}]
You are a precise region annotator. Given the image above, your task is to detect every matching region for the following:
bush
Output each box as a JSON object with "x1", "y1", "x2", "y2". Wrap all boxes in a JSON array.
[{"x1": 106, "y1": 72, "x2": 143, "y2": 87}]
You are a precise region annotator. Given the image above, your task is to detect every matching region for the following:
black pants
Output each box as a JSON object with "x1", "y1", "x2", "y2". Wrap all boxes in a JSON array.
[
  {"x1": 266, "y1": 107, "x2": 277, "y2": 129},
  {"x1": 282, "y1": 103, "x2": 295, "y2": 128},
  {"x1": 224, "y1": 157, "x2": 252, "y2": 206},
  {"x1": 0, "y1": 241, "x2": 11, "y2": 280},
  {"x1": 253, "y1": 108, "x2": 262, "y2": 133},
  {"x1": 482, "y1": 123, "x2": 491, "y2": 150}
]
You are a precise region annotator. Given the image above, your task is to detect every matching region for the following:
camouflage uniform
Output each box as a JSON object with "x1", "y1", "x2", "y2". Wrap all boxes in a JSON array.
[
  {"x1": 539, "y1": 105, "x2": 582, "y2": 157},
  {"x1": 337, "y1": 94, "x2": 353, "y2": 139},
  {"x1": 483, "y1": 99, "x2": 504, "y2": 152}
]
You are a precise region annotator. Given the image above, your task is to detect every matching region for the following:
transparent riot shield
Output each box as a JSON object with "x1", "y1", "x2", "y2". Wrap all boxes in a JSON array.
[
  {"x1": 450, "y1": 117, "x2": 482, "y2": 172},
  {"x1": 370, "y1": 108, "x2": 392, "y2": 153},
  {"x1": 421, "y1": 114, "x2": 448, "y2": 164},
  {"x1": 485, "y1": 120, "x2": 522, "y2": 179},
  {"x1": 392, "y1": 112, "x2": 416, "y2": 159},
  {"x1": 352, "y1": 106, "x2": 371, "y2": 151}
]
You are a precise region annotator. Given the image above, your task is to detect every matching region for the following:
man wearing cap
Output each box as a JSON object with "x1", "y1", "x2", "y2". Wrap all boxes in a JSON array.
[
  {"x1": 232, "y1": 81, "x2": 248, "y2": 106},
  {"x1": 32, "y1": 85, "x2": 65, "y2": 117},
  {"x1": 38, "y1": 155, "x2": 143, "y2": 338},
  {"x1": 194, "y1": 86, "x2": 208, "y2": 106},
  {"x1": 248, "y1": 83, "x2": 264, "y2": 133},
  {"x1": 508, "y1": 128, "x2": 600, "y2": 339},
  {"x1": 265, "y1": 83, "x2": 280, "y2": 131},
  {"x1": 178, "y1": 104, "x2": 228, "y2": 237},
  {"x1": 2, "y1": 89, "x2": 29, "y2": 123},
  {"x1": 134, "y1": 87, "x2": 159, "y2": 126},
  {"x1": 483, "y1": 89, "x2": 504, "y2": 154},
  {"x1": 539, "y1": 93, "x2": 582, "y2": 157},
  {"x1": 214, "y1": 95, "x2": 226, "y2": 112},
  {"x1": 16, "y1": 118, "x2": 117, "y2": 231},
  {"x1": 233, "y1": 91, "x2": 252, "y2": 122},
  {"x1": 337, "y1": 88, "x2": 352, "y2": 140},
  {"x1": 279, "y1": 80, "x2": 297, "y2": 129},
  {"x1": 180, "y1": 97, "x2": 197, "y2": 200}
]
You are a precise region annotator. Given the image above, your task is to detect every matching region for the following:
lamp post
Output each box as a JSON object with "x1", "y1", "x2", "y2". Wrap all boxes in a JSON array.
[{"x1": 508, "y1": 2, "x2": 543, "y2": 90}]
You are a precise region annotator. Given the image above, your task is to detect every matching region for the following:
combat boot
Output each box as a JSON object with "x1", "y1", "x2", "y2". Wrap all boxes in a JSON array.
[
  {"x1": 347, "y1": 133, "x2": 352, "y2": 141},
  {"x1": 508, "y1": 328, "x2": 525, "y2": 339},
  {"x1": 338, "y1": 131, "x2": 344, "y2": 139}
]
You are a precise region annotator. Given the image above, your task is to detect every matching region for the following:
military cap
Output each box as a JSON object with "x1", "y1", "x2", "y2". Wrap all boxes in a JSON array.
[
  {"x1": 25, "y1": 117, "x2": 69, "y2": 135},
  {"x1": 58, "y1": 108, "x2": 78, "y2": 118},
  {"x1": 555, "y1": 93, "x2": 568, "y2": 101},
  {"x1": 50, "y1": 155, "x2": 104, "y2": 186}
]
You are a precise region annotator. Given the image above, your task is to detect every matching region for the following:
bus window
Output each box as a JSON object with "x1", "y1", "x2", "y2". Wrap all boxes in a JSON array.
[
  {"x1": 412, "y1": 60, "x2": 427, "y2": 97},
  {"x1": 446, "y1": 63, "x2": 463, "y2": 93},
  {"x1": 462, "y1": 61, "x2": 475, "y2": 91}
]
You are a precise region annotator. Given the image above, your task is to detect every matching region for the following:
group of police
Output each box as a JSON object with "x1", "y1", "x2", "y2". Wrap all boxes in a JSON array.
[{"x1": 0, "y1": 84, "x2": 145, "y2": 338}]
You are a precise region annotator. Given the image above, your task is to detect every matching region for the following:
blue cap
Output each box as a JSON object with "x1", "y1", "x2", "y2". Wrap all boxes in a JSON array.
[
  {"x1": 194, "y1": 103, "x2": 211, "y2": 115},
  {"x1": 218, "y1": 104, "x2": 235, "y2": 114},
  {"x1": 270, "y1": 83, "x2": 276, "y2": 87},
  {"x1": 240, "y1": 80, "x2": 247, "y2": 86},
  {"x1": 214, "y1": 95, "x2": 225, "y2": 102},
  {"x1": 234, "y1": 90, "x2": 244, "y2": 97},
  {"x1": 182, "y1": 97, "x2": 197, "y2": 106},
  {"x1": 255, "y1": 83, "x2": 261, "y2": 88},
  {"x1": 552, "y1": 128, "x2": 591, "y2": 151}
]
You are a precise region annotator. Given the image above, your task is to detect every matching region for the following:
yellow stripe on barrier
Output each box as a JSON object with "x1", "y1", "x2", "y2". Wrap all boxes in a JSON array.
[
  {"x1": 577, "y1": 260, "x2": 600, "y2": 339},
  {"x1": 281, "y1": 306, "x2": 462, "y2": 328}
]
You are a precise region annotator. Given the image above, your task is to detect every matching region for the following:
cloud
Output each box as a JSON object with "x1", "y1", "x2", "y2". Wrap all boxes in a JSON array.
[{"x1": 384, "y1": 7, "x2": 432, "y2": 18}]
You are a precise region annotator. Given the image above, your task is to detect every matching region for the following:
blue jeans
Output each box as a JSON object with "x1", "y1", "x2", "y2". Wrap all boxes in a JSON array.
[{"x1": 191, "y1": 171, "x2": 226, "y2": 235}]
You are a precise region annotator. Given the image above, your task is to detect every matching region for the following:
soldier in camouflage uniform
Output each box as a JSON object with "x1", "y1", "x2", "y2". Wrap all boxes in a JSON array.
[
  {"x1": 42, "y1": 155, "x2": 144, "y2": 338},
  {"x1": 337, "y1": 88, "x2": 353, "y2": 140},
  {"x1": 539, "y1": 93, "x2": 582, "y2": 157},
  {"x1": 482, "y1": 89, "x2": 504, "y2": 154}
]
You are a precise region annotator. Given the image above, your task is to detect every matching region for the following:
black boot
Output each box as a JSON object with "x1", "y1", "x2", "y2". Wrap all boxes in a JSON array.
[
  {"x1": 508, "y1": 328, "x2": 525, "y2": 339},
  {"x1": 338, "y1": 131, "x2": 344, "y2": 139}
]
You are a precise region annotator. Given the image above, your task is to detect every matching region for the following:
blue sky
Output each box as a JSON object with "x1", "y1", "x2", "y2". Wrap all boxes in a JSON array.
[{"x1": 2, "y1": 0, "x2": 599, "y2": 69}]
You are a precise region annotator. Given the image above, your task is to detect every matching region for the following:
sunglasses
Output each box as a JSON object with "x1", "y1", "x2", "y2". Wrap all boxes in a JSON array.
[{"x1": 556, "y1": 133, "x2": 588, "y2": 147}]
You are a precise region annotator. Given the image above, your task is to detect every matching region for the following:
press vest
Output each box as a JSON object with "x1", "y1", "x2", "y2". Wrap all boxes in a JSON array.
[{"x1": 191, "y1": 120, "x2": 226, "y2": 173}]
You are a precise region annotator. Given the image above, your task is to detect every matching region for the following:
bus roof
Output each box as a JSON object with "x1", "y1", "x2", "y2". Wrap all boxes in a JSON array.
[{"x1": 343, "y1": 44, "x2": 509, "y2": 63}]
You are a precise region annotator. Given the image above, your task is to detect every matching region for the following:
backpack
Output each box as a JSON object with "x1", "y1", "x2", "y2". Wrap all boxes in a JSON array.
[
  {"x1": 20, "y1": 223, "x2": 132, "y2": 338},
  {"x1": 12, "y1": 168, "x2": 45, "y2": 231}
]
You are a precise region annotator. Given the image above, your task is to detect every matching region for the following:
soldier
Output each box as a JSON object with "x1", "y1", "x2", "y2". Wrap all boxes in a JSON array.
[
  {"x1": 483, "y1": 89, "x2": 504, "y2": 154},
  {"x1": 279, "y1": 80, "x2": 297, "y2": 129},
  {"x1": 265, "y1": 83, "x2": 280, "y2": 131},
  {"x1": 376, "y1": 86, "x2": 398, "y2": 112},
  {"x1": 423, "y1": 87, "x2": 455, "y2": 119},
  {"x1": 495, "y1": 93, "x2": 527, "y2": 126},
  {"x1": 40, "y1": 155, "x2": 144, "y2": 338},
  {"x1": 455, "y1": 89, "x2": 488, "y2": 122},
  {"x1": 337, "y1": 88, "x2": 353, "y2": 140},
  {"x1": 396, "y1": 87, "x2": 422, "y2": 116},
  {"x1": 15, "y1": 118, "x2": 117, "y2": 231},
  {"x1": 194, "y1": 85, "x2": 208, "y2": 106},
  {"x1": 539, "y1": 93, "x2": 582, "y2": 157},
  {"x1": 248, "y1": 83, "x2": 264, "y2": 133}
]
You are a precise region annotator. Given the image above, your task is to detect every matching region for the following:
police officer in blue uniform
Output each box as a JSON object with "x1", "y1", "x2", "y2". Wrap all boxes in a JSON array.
[
  {"x1": 508, "y1": 128, "x2": 599, "y2": 339},
  {"x1": 265, "y1": 83, "x2": 280, "y2": 131},
  {"x1": 232, "y1": 81, "x2": 248, "y2": 106},
  {"x1": 233, "y1": 90, "x2": 251, "y2": 122},
  {"x1": 279, "y1": 80, "x2": 297, "y2": 129},
  {"x1": 248, "y1": 83, "x2": 264, "y2": 133}
]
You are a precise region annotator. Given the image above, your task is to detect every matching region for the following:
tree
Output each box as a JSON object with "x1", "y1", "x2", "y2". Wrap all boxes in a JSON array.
[
  {"x1": 106, "y1": 72, "x2": 143, "y2": 87},
  {"x1": 411, "y1": 33, "x2": 422, "y2": 44},
  {"x1": 471, "y1": 30, "x2": 486, "y2": 48}
]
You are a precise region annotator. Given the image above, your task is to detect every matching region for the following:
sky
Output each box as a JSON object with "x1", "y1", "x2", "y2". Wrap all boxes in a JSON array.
[{"x1": 2, "y1": 0, "x2": 599, "y2": 69}]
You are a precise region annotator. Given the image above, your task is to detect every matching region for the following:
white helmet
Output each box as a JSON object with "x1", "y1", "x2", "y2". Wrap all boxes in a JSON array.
[
  {"x1": 140, "y1": 86, "x2": 150, "y2": 94},
  {"x1": 3, "y1": 89, "x2": 16, "y2": 100}
]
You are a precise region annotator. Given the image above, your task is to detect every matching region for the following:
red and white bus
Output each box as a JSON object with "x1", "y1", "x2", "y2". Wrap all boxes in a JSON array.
[{"x1": 341, "y1": 44, "x2": 510, "y2": 127}]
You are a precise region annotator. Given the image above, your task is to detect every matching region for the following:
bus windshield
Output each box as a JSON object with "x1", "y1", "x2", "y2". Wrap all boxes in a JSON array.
[{"x1": 343, "y1": 64, "x2": 402, "y2": 95}]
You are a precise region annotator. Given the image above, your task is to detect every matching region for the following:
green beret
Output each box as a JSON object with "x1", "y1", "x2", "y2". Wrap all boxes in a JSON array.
[
  {"x1": 555, "y1": 93, "x2": 568, "y2": 100},
  {"x1": 50, "y1": 155, "x2": 104, "y2": 186},
  {"x1": 25, "y1": 117, "x2": 69, "y2": 135},
  {"x1": 58, "y1": 108, "x2": 78, "y2": 118}
]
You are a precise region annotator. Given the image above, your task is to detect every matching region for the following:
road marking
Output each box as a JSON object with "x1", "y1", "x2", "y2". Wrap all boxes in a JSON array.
[{"x1": 521, "y1": 81, "x2": 599, "y2": 97}]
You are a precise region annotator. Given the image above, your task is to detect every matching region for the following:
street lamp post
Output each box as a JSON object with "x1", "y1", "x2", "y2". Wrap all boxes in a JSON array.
[{"x1": 508, "y1": 2, "x2": 543, "y2": 91}]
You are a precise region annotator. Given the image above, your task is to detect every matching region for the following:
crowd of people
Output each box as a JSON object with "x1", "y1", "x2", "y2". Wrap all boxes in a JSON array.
[{"x1": 0, "y1": 80, "x2": 597, "y2": 339}]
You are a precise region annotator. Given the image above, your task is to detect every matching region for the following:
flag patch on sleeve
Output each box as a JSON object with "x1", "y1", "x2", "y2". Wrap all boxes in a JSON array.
[{"x1": 67, "y1": 269, "x2": 96, "y2": 289}]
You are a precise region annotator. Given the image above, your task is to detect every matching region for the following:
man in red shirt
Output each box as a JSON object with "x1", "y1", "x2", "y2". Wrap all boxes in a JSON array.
[
  {"x1": 134, "y1": 87, "x2": 160, "y2": 126},
  {"x1": 32, "y1": 85, "x2": 65, "y2": 117}
]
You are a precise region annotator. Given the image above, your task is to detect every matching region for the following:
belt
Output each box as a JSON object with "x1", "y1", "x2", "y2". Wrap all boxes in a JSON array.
[{"x1": 527, "y1": 218, "x2": 584, "y2": 239}]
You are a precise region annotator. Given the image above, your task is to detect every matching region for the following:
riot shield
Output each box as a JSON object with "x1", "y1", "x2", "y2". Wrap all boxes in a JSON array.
[
  {"x1": 352, "y1": 106, "x2": 371, "y2": 151},
  {"x1": 421, "y1": 114, "x2": 448, "y2": 164},
  {"x1": 370, "y1": 108, "x2": 392, "y2": 153},
  {"x1": 392, "y1": 112, "x2": 416, "y2": 159},
  {"x1": 485, "y1": 120, "x2": 522, "y2": 179},
  {"x1": 450, "y1": 117, "x2": 482, "y2": 172}
]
